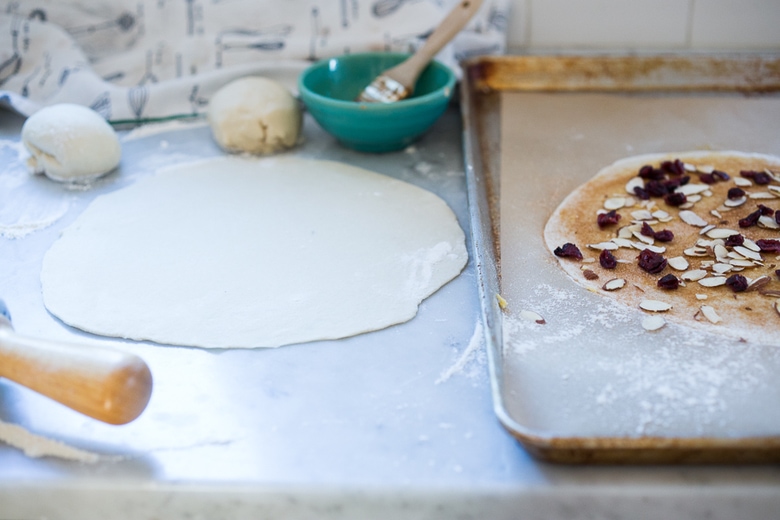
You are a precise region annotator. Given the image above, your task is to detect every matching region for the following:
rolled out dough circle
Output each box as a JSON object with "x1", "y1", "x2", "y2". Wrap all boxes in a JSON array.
[{"x1": 41, "y1": 156, "x2": 467, "y2": 348}]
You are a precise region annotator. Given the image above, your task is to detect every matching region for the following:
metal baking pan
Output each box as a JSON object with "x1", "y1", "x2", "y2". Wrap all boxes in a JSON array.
[{"x1": 460, "y1": 54, "x2": 780, "y2": 463}]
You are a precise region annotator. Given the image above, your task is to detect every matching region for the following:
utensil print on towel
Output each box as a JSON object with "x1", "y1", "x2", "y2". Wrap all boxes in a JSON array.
[{"x1": 357, "y1": 0, "x2": 483, "y2": 103}]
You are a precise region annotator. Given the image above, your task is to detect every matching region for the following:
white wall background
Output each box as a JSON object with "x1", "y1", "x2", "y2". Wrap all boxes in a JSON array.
[{"x1": 505, "y1": 0, "x2": 780, "y2": 52}]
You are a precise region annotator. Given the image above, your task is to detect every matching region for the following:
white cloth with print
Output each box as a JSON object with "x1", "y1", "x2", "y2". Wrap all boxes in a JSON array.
[{"x1": 0, "y1": 0, "x2": 509, "y2": 122}]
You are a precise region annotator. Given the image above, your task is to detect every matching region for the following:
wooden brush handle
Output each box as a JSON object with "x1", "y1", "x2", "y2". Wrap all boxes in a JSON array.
[
  {"x1": 389, "y1": 0, "x2": 484, "y2": 88},
  {"x1": 0, "y1": 326, "x2": 152, "y2": 425}
]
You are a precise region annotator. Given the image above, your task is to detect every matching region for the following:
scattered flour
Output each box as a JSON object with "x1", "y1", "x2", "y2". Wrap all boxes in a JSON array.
[
  {"x1": 436, "y1": 320, "x2": 485, "y2": 384},
  {"x1": 0, "y1": 419, "x2": 101, "y2": 463},
  {"x1": 500, "y1": 282, "x2": 780, "y2": 437},
  {"x1": 120, "y1": 118, "x2": 207, "y2": 141},
  {"x1": 0, "y1": 138, "x2": 71, "y2": 239}
]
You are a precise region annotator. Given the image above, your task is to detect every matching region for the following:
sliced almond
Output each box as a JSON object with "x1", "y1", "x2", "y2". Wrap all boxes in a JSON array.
[
  {"x1": 633, "y1": 243, "x2": 666, "y2": 254},
  {"x1": 713, "y1": 244, "x2": 729, "y2": 261},
  {"x1": 640, "y1": 299, "x2": 672, "y2": 312},
  {"x1": 729, "y1": 258, "x2": 756, "y2": 268},
  {"x1": 746, "y1": 275, "x2": 771, "y2": 292},
  {"x1": 679, "y1": 210, "x2": 708, "y2": 227},
  {"x1": 749, "y1": 191, "x2": 778, "y2": 199},
  {"x1": 698, "y1": 165, "x2": 715, "y2": 174},
  {"x1": 712, "y1": 263, "x2": 733, "y2": 274},
  {"x1": 632, "y1": 231, "x2": 655, "y2": 245},
  {"x1": 698, "y1": 276, "x2": 728, "y2": 287},
  {"x1": 683, "y1": 162, "x2": 698, "y2": 172},
  {"x1": 705, "y1": 228, "x2": 739, "y2": 239},
  {"x1": 760, "y1": 289, "x2": 780, "y2": 298},
  {"x1": 611, "y1": 237, "x2": 635, "y2": 248},
  {"x1": 677, "y1": 183, "x2": 711, "y2": 196},
  {"x1": 734, "y1": 245, "x2": 763, "y2": 261},
  {"x1": 603, "y1": 278, "x2": 626, "y2": 291},
  {"x1": 582, "y1": 269, "x2": 599, "y2": 280},
  {"x1": 734, "y1": 177, "x2": 753, "y2": 187},
  {"x1": 723, "y1": 196, "x2": 747, "y2": 207},
  {"x1": 681, "y1": 269, "x2": 708, "y2": 281},
  {"x1": 700, "y1": 305, "x2": 722, "y2": 324},
  {"x1": 642, "y1": 315, "x2": 667, "y2": 331},
  {"x1": 742, "y1": 238, "x2": 761, "y2": 252},
  {"x1": 758, "y1": 215, "x2": 780, "y2": 230},
  {"x1": 684, "y1": 247, "x2": 709, "y2": 257},
  {"x1": 652, "y1": 210, "x2": 671, "y2": 221},
  {"x1": 604, "y1": 196, "x2": 626, "y2": 210},
  {"x1": 768, "y1": 185, "x2": 780, "y2": 195},
  {"x1": 625, "y1": 177, "x2": 644, "y2": 195},
  {"x1": 617, "y1": 225, "x2": 637, "y2": 239},
  {"x1": 630, "y1": 209, "x2": 654, "y2": 220},
  {"x1": 587, "y1": 241, "x2": 619, "y2": 250},
  {"x1": 695, "y1": 294, "x2": 708, "y2": 300},
  {"x1": 667, "y1": 256, "x2": 689, "y2": 271},
  {"x1": 699, "y1": 224, "x2": 716, "y2": 236},
  {"x1": 710, "y1": 209, "x2": 723, "y2": 219},
  {"x1": 774, "y1": 300, "x2": 780, "y2": 317},
  {"x1": 520, "y1": 309, "x2": 546, "y2": 324}
]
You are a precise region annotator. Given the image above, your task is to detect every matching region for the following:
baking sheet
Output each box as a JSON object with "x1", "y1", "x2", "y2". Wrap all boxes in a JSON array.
[{"x1": 461, "y1": 55, "x2": 780, "y2": 463}]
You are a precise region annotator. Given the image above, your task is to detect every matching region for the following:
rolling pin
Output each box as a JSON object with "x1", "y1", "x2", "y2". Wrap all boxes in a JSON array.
[{"x1": 0, "y1": 299, "x2": 152, "y2": 425}]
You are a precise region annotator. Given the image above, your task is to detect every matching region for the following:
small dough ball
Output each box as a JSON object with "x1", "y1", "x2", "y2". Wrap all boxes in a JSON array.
[
  {"x1": 22, "y1": 104, "x2": 121, "y2": 182},
  {"x1": 208, "y1": 76, "x2": 301, "y2": 155}
]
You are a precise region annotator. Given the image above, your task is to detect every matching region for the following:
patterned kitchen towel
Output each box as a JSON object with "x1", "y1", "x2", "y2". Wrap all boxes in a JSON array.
[{"x1": 0, "y1": 0, "x2": 509, "y2": 123}]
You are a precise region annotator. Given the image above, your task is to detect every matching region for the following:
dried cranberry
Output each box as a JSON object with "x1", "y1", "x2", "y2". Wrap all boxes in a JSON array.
[
  {"x1": 699, "y1": 173, "x2": 716, "y2": 184},
  {"x1": 664, "y1": 192, "x2": 687, "y2": 207},
  {"x1": 712, "y1": 170, "x2": 731, "y2": 181},
  {"x1": 599, "y1": 249, "x2": 618, "y2": 269},
  {"x1": 597, "y1": 210, "x2": 622, "y2": 228},
  {"x1": 741, "y1": 170, "x2": 772, "y2": 185},
  {"x1": 645, "y1": 180, "x2": 668, "y2": 197},
  {"x1": 776, "y1": 269, "x2": 780, "y2": 280},
  {"x1": 653, "y1": 229, "x2": 674, "y2": 242},
  {"x1": 739, "y1": 209, "x2": 761, "y2": 228},
  {"x1": 759, "y1": 204, "x2": 774, "y2": 216},
  {"x1": 640, "y1": 222, "x2": 655, "y2": 237},
  {"x1": 727, "y1": 187, "x2": 746, "y2": 200},
  {"x1": 754, "y1": 172, "x2": 772, "y2": 185},
  {"x1": 657, "y1": 273, "x2": 680, "y2": 290},
  {"x1": 554, "y1": 243, "x2": 583, "y2": 260},
  {"x1": 633, "y1": 186, "x2": 650, "y2": 200},
  {"x1": 756, "y1": 239, "x2": 780, "y2": 253},
  {"x1": 661, "y1": 159, "x2": 685, "y2": 176},
  {"x1": 637, "y1": 249, "x2": 667, "y2": 274},
  {"x1": 663, "y1": 177, "x2": 684, "y2": 190},
  {"x1": 639, "y1": 165, "x2": 664, "y2": 180},
  {"x1": 724, "y1": 234, "x2": 744, "y2": 247},
  {"x1": 776, "y1": 209, "x2": 780, "y2": 226},
  {"x1": 725, "y1": 274, "x2": 749, "y2": 292}
]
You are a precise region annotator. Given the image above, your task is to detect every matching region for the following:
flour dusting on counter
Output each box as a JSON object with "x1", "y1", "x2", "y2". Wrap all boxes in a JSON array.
[
  {"x1": 0, "y1": 138, "x2": 71, "y2": 239},
  {"x1": 436, "y1": 320, "x2": 485, "y2": 384},
  {"x1": 0, "y1": 420, "x2": 101, "y2": 463}
]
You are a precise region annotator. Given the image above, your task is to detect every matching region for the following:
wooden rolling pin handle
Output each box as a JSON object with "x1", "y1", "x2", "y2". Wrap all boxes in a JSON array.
[{"x1": 0, "y1": 326, "x2": 153, "y2": 425}]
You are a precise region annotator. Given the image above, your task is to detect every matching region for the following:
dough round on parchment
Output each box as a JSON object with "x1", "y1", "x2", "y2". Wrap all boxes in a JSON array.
[
  {"x1": 544, "y1": 150, "x2": 780, "y2": 345},
  {"x1": 207, "y1": 77, "x2": 302, "y2": 154},
  {"x1": 40, "y1": 156, "x2": 467, "y2": 349},
  {"x1": 22, "y1": 104, "x2": 121, "y2": 182}
]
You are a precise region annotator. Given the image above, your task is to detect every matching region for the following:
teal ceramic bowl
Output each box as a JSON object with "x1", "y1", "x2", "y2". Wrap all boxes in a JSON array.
[{"x1": 298, "y1": 52, "x2": 456, "y2": 153}]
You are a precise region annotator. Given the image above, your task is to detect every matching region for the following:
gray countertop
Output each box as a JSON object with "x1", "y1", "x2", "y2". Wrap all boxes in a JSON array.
[{"x1": 1, "y1": 106, "x2": 779, "y2": 520}]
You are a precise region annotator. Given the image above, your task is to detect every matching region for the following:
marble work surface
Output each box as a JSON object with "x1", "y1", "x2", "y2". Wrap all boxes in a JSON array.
[{"x1": 0, "y1": 107, "x2": 779, "y2": 520}]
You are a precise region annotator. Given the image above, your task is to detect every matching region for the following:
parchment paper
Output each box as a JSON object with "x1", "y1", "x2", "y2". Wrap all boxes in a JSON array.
[{"x1": 497, "y1": 92, "x2": 780, "y2": 438}]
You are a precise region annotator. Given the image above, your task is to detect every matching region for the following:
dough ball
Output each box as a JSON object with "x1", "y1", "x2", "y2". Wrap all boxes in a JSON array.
[
  {"x1": 22, "y1": 104, "x2": 121, "y2": 182},
  {"x1": 207, "y1": 76, "x2": 302, "y2": 155}
]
